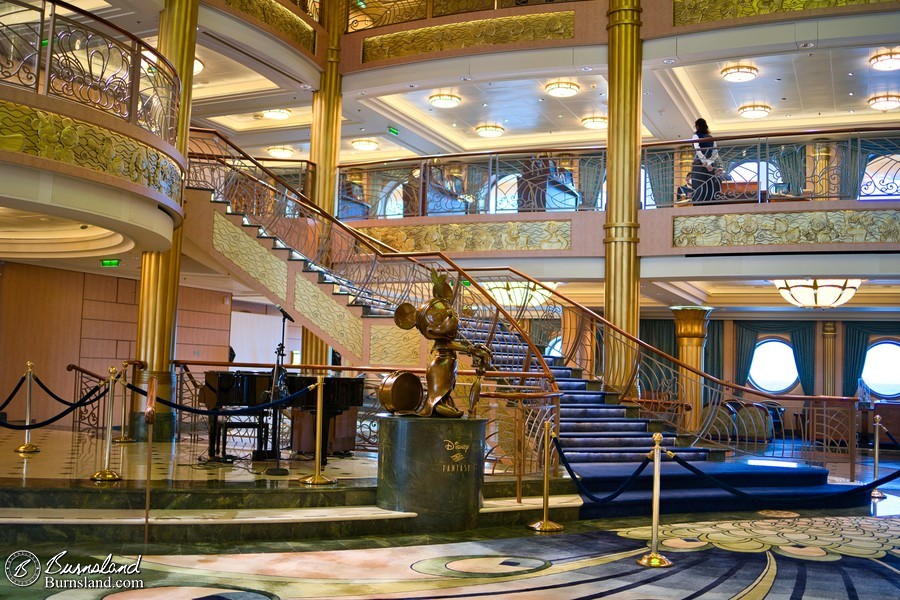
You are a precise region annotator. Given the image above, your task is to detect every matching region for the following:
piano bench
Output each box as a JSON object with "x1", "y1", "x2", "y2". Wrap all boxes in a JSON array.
[{"x1": 220, "y1": 420, "x2": 269, "y2": 454}]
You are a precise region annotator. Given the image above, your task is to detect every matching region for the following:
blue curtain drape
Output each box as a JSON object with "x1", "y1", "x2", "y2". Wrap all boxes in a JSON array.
[
  {"x1": 842, "y1": 321, "x2": 900, "y2": 396},
  {"x1": 577, "y1": 154, "x2": 606, "y2": 209},
  {"x1": 644, "y1": 150, "x2": 674, "y2": 207},
  {"x1": 734, "y1": 321, "x2": 816, "y2": 395},
  {"x1": 771, "y1": 144, "x2": 806, "y2": 196},
  {"x1": 639, "y1": 319, "x2": 676, "y2": 391}
]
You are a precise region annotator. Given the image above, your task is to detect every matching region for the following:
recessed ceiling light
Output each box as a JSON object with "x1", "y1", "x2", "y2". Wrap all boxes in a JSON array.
[
  {"x1": 799, "y1": 42, "x2": 815, "y2": 49},
  {"x1": 428, "y1": 93, "x2": 461, "y2": 108},
  {"x1": 721, "y1": 65, "x2": 758, "y2": 82},
  {"x1": 351, "y1": 139, "x2": 379, "y2": 151},
  {"x1": 738, "y1": 104, "x2": 771, "y2": 118},
  {"x1": 460, "y1": 76, "x2": 472, "y2": 81},
  {"x1": 545, "y1": 81, "x2": 579, "y2": 97},
  {"x1": 262, "y1": 108, "x2": 291, "y2": 120},
  {"x1": 266, "y1": 146, "x2": 294, "y2": 159},
  {"x1": 475, "y1": 124, "x2": 504, "y2": 138},
  {"x1": 581, "y1": 116, "x2": 608, "y2": 129},
  {"x1": 580, "y1": 66, "x2": 593, "y2": 72},
  {"x1": 868, "y1": 94, "x2": 900, "y2": 111},
  {"x1": 848, "y1": 92, "x2": 854, "y2": 96},
  {"x1": 663, "y1": 58, "x2": 677, "y2": 65},
  {"x1": 870, "y1": 51, "x2": 900, "y2": 71}
]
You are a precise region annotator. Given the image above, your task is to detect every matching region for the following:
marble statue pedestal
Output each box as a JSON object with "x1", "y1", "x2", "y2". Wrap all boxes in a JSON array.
[{"x1": 377, "y1": 416, "x2": 486, "y2": 532}]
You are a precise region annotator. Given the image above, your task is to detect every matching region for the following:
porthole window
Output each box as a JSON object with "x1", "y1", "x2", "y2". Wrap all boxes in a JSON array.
[
  {"x1": 545, "y1": 336, "x2": 563, "y2": 357},
  {"x1": 748, "y1": 338, "x2": 799, "y2": 394},
  {"x1": 861, "y1": 340, "x2": 900, "y2": 398}
]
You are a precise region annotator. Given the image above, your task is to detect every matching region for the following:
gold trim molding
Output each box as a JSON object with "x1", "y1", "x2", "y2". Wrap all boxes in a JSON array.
[
  {"x1": 0, "y1": 100, "x2": 182, "y2": 204},
  {"x1": 213, "y1": 212, "x2": 288, "y2": 299},
  {"x1": 362, "y1": 12, "x2": 575, "y2": 63},
  {"x1": 674, "y1": 0, "x2": 896, "y2": 26},
  {"x1": 362, "y1": 220, "x2": 571, "y2": 252},
  {"x1": 673, "y1": 210, "x2": 900, "y2": 248},
  {"x1": 223, "y1": 0, "x2": 315, "y2": 52}
]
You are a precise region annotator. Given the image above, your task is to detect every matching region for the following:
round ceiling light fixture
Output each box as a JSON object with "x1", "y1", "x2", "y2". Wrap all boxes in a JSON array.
[
  {"x1": 428, "y1": 93, "x2": 461, "y2": 108},
  {"x1": 262, "y1": 108, "x2": 291, "y2": 120},
  {"x1": 581, "y1": 116, "x2": 608, "y2": 129},
  {"x1": 870, "y1": 51, "x2": 900, "y2": 71},
  {"x1": 721, "y1": 64, "x2": 758, "y2": 82},
  {"x1": 475, "y1": 124, "x2": 505, "y2": 138},
  {"x1": 738, "y1": 104, "x2": 771, "y2": 118},
  {"x1": 193, "y1": 58, "x2": 204, "y2": 75},
  {"x1": 773, "y1": 279, "x2": 862, "y2": 309},
  {"x1": 351, "y1": 138, "x2": 379, "y2": 151},
  {"x1": 545, "y1": 81, "x2": 580, "y2": 97},
  {"x1": 868, "y1": 94, "x2": 900, "y2": 111},
  {"x1": 266, "y1": 146, "x2": 294, "y2": 159}
]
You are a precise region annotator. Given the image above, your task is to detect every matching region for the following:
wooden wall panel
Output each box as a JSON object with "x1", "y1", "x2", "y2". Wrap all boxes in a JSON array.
[{"x1": 175, "y1": 287, "x2": 232, "y2": 363}]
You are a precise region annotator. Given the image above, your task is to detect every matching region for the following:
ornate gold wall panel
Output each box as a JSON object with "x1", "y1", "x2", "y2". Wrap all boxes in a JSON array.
[
  {"x1": 212, "y1": 212, "x2": 288, "y2": 299},
  {"x1": 673, "y1": 210, "x2": 900, "y2": 248},
  {"x1": 0, "y1": 100, "x2": 182, "y2": 204},
  {"x1": 362, "y1": 12, "x2": 575, "y2": 63},
  {"x1": 293, "y1": 274, "x2": 363, "y2": 357},
  {"x1": 223, "y1": 0, "x2": 316, "y2": 52},
  {"x1": 369, "y1": 324, "x2": 420, "y2": 366},
  {"x1": 362, "y1": 220, "x2": 571, "y2": 252},
  {"x1": 674, "y1": 0, "x2": 895, "y2": 26}
]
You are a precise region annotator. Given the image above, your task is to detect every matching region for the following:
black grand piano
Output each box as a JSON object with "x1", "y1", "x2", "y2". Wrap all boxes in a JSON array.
[{"x1": 200, "y1": 371, "x2": 364, "y2": 464}]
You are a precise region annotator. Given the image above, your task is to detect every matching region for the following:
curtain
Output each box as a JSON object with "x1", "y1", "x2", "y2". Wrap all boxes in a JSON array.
[
  {"x1": 576, "y1": 154, "x2": 605, "y2": 209},
  {"x1": 638, "y1": 319, "x2": 676, "y2": 391},
  {"x1": 838, "y1": 138, "x2": 866, "y2": 200},
  {"x1": 771, "y1": 144, "x2": 806, "y2": 196},
  {"x1": 704, "y1": 320, "x2": 724, "y2": 380},
  {"x1": 644, "y1": 150, "x2": 674, "y2": 207},
  {"x1": 734, "y1": 321, "x2": 816, "y2": 395},
  {"x1": 842, "y1": 321, "x2": 900, "y2": 397}
]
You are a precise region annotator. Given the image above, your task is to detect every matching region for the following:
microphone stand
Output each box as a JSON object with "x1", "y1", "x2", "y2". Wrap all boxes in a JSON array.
[{"x1": 264, "y1": 311, "x2": 290, "y2": 476}]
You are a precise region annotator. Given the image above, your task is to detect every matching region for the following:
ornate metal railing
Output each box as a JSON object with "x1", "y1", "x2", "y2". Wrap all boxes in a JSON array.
[
  {"x1": 0, "y1": 0, "x2": 180, "y2": 144},
  {"x1": 336, "y1": 127, "x2": 900, "y2": 219}
]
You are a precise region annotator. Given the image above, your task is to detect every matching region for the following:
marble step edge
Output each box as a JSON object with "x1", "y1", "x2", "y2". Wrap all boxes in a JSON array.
[{"x1": 0, "y1": 495, "x2": 582, "y2": 525}]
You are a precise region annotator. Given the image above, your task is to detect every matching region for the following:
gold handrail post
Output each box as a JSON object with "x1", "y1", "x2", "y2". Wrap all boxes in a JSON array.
[
  {"x1": 527, "y1": 420, "x2": 564, "y2": 532},
  {"x1": 91, "y1": 366, "x2": 122, "y2": 482},
  {"x1": 15, "y1": 361, "x2": 40, "y2": 454},
  {"x1": 113, "y1": 362, "x2": 135, "y2": 444},
  {"x1": 300, "y1": 376, "x2": 337, "y2": 485},
  {"x1": 637, "y1": 432, "x2": 672, "y2": 568},
  {"x1": 871, "y1": 415, "x2": 887, "y2": 500}
]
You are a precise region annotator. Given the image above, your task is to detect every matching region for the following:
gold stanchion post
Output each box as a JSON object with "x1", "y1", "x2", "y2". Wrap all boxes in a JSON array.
[
  {"x1": 300, "y1": 376, "x2": 336, "y2": 485},
  {"x1": 15, "y1": 361, "x2": 40, "y2": 454},
  {"x1": 144, "y1": 376, "x2": 157, "y2": 544},
  {"x1": 637, "y1": 432, "x2": 672, "y2": 568},
  {"x1": 528, "y1": 420, "x2": 564, "y2": 532},
  {"x1": 113, "y1": 362, "x2": 135, "y2": 444},
  {"x1": 872, "y1": 415, "x2": 887, "y2": 500},
  {"x1": 91, "y1": 367, "x2": 122, "y2": 482}
]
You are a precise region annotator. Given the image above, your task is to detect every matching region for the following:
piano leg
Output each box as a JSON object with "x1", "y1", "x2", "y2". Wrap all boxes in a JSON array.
[{"x1": 209, "y1": 415, "x2": 220, "y2": 457}]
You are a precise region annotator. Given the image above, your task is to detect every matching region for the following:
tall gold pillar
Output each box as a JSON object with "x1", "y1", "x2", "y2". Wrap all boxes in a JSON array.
[
  {"x1": 603, "y1": 0, "x2": 643, "y2": 388},
  {"x1": 131, "y1": 0, "x2": 199, "y2": 441},
  {"x1": 809, "y1": 141, "x2": 838, "y2": 200},
  {"x1": 309, "y1": 0, "x2": 349, "y2": 215},
  {"x1": 671, "y1": 306, "x2": 713, "y2": 433},
  {"x1": 822, "y1": 321, "x2": 836, "y2": 395},
  {"x1": 302, "y1": 326, "x2": 330, "y2": 366}
]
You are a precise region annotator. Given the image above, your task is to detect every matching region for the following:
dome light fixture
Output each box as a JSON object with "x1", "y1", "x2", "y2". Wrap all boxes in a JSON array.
[
  {"x1": 870, "y1": 51, "x2": 900, "y2": 71},
  {"x1": 428, "y1": 93, "x2": 461, "y2": 108},
  {"x1": 868, "y1": 94, "x2": 900, "y2": 111},
  {"x1": 721, "y1": 64, "x2": 758, "y2": 83},
  {"x1": 581, "y1": 116, "x2": 608, "y2": 129},
  {"x1": 262, "y1": 108, "x2": 291, "y2": 120},
  {"x1": 193, "y1": 58, "x2": 204, "y2": 76},
  {"x1": 773, "y1": 279, "x2": 862, "y2": 309},
  {"x1": 476, "y1": 124, "x2": 504, "y2": 138},
  {"x1": 266, "y1": 146, "x2": 294, "y2": 159},
  {"x1": 351, "y1": 138, "x2": 379, "y2": 151},
  {"x1": 738, "y1": 104, "x2": 771, "y2": 118},
  {"x1": 545, "y1": 81, "x2": 580, "y2": 97}
]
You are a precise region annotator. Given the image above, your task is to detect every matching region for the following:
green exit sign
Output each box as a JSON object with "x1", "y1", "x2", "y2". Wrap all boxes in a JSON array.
[
  {"x1": 100, "y1": 259, "x2": 120, "y2": 268},
  {"x1": 387, "y1": 126, "x2": 399, "y2": 136}
]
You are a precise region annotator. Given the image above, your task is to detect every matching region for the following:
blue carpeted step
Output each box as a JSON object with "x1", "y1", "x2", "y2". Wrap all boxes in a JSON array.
[
  {"x1": 559, "y1": 407, "x2": 629, "y2": 419},
  {"x1": 559, "y1": 418, "x2": 650, "y2": 433},
  {"x1": 562, "y1": 447, "x2": 711, "y2": 463},
  {"x1": 559, "y1": 432, "x2": 675, "y2": 448}
]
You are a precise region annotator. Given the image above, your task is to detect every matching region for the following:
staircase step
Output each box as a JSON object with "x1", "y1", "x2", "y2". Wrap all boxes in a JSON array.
[{"x1": 561, "y1": 447, "x2": 711, "y2": 463}]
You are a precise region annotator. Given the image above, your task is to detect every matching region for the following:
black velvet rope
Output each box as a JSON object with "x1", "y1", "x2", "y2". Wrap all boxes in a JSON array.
[
  {"x1": 33, "y1": 374, "x2": 84, "y2": 406},
  {"x1": 0, "y1": 376, "x2": 25, "y2": 412},
  {"x1": 551, "y1": 436, "x2": 651, "y2": 504},
  {"x1": 0, "y1": 386, "x2": 106, "y2": 431},
  {"x1": 668, "y1": 452, "x2": 900, "y2": 506},
  {"x1": 124, "y1": 381, "x2": 316, "y2": 417}
]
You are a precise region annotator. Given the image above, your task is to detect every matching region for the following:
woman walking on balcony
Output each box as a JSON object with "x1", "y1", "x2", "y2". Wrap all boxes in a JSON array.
[{"x1": 691, "y1": 118, "x2": 720, "y2": 202}]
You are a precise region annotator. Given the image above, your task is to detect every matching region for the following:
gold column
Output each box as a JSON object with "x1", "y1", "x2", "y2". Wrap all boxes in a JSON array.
[
  {"x1": 809, "y1": 141, "x2": 837, "y2": 200},
  {"x1": 308, "y1": 0, "x2": 349, "y2": 215},
  {"x1": 603, "y1": 0, "x2": 642, "y2": 388},
  {"x1": 132, "y1": 0, "x2": 199, "y2": 441},
  {"x1": 671, "y1": 306, "x2": 713, "y2": 433},
  {"x1": 302, "y1": 326, "x2": 330, "y2": 366},
  {"x1": 822, "y1": 321, "x2": 836, "y2": 396}
]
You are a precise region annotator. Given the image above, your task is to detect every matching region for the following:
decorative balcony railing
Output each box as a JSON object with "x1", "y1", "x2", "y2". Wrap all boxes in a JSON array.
[
  {"x1": 0, "y1": 0, "x2": 180, "y2": 145},
  {"x1": 336, "y1": 127, "x2": 900, "y2": 219}
]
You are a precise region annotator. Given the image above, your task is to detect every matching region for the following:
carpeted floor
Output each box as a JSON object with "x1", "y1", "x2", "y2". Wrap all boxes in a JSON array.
[{"x1": 3, "y1": 511, "x2": 899, "y2": 599}]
